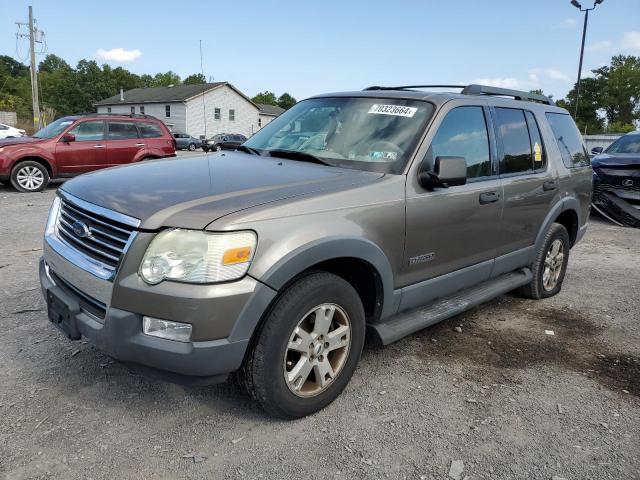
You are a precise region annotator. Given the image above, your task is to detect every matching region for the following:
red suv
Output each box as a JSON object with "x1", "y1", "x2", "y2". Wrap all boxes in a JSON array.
[{"x1": 0, "y1": 114, "x2": 176, "y2": 192}]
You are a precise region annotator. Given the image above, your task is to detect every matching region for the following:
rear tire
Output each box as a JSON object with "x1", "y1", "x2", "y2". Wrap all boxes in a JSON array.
[
  {"x1": 516, "y1": 223, "x2": 570, "y2": 299},
  {"x1": 241, "y1": 272, "x2": 365, "y2": 419},
  {"x1": 188, "y1": 143, "x2": 196, "y2": 151},
  {"x1": 10, "y1": 160, "x2": 50, "y2": 192}
]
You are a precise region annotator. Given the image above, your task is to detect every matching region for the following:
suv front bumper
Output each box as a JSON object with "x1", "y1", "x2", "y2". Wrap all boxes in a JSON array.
[{"x1": 39, "y1": 257, "x2": 275, "y2": 382}]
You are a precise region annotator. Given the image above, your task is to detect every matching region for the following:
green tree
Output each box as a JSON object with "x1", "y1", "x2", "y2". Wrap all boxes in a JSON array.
[
  {"x1": 593, "y1": 55, "x2": 640, "y2": 126},
  {"x1": 606, "y1": 121, "x2": 636, "y2": 133},
  {"x1": 151, "y1": 71, "x2": 181, "y2": 87},
  {"x1": 252, "y1": 91, "x2": 277, "y2": 105},
  {"x1": 277, "y1": 92, "x2": 296, "y2": 110},
  {"x1": 39, "y1": 54, "x2": 72, "y2": 74},
  {"x1": 183, "y1": 73, "x2": 206, "y2": 85},
  {"x1": 558, "y1": 77, "x2": 605, "y2": 134}
]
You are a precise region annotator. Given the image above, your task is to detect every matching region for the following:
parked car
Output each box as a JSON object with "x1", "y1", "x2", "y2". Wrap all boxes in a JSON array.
[
  {"x1": 40, "y1": 84, "x2": 592, "y2": 418},
  {"x1": 0, "y1": 114, "x2": 175, "y2": 192},
  {"x1": 173, "y1": 133, "x2": 203, "y2": 151},
  {"x1": 0, "y1": 122, "x2": 26, "y2": 139},
  {"x1": 591, "y1": 131, "x2": 640, "y2": 227},
  {"x1": 203, "y1": 133, "x2": 247, "y2": 152}
]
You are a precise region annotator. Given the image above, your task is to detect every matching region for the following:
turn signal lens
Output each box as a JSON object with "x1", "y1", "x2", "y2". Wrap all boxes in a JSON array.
[{"x1": 223, "y1": 246, "x2": 252, "y2": 265}]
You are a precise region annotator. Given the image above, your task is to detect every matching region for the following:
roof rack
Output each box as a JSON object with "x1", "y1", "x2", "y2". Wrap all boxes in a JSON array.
[
  {"x1": 363, "y1": 84, "x2": 554, "y2": 105},
  {"x1": 75, "y1": 112, "x2": 159, "y2": 119}
]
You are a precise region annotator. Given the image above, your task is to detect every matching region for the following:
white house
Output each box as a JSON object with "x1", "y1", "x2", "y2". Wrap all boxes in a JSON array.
[{"x1": 95, "y1": 82, "x2": 284, "y2": 139}]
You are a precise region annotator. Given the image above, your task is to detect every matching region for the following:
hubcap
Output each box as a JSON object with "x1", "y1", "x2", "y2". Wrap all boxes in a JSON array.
[
  {"x1": 284, "y1": 303, "x2": 351, "y2": 397},
  {"x1": 16, "y1": 166, "x2": 44, "y2": 191},
  {"x1": 542, "y1": 239, "x2": 564, "y2": 291}
]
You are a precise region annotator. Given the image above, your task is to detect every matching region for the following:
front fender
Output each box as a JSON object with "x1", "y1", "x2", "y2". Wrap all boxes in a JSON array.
[{"x1": 256, "y1": 236, "x2": 396, "y2": 319}]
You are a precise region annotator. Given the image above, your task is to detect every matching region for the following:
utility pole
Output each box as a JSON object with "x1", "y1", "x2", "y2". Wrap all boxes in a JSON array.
[{"x1": 16, "y1": 6, "x2": 43, "y2": 129}]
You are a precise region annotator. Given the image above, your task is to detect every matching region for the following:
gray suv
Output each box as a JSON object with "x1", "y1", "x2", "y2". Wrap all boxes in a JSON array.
[{"x1": 40, "y1": 85, "x2": 592, "y2": 418}]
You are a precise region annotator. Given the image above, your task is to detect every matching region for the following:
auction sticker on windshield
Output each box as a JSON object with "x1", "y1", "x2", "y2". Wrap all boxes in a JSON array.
[{"x1": 368, "y1": 104, "x2": 418, "y2": 117}]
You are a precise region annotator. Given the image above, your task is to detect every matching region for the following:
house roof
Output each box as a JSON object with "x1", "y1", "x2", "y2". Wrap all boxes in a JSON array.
[
  {"x1": 94, "y1": 82, "x2": 259, "y2": 110},
  {"x1": 257, "y1": 103, "x2": 285, "y2": 116}
]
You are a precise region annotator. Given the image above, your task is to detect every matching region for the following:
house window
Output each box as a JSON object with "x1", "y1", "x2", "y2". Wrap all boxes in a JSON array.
[
  {"x1": 214, "y1": 108, "x2": 220, "y2": 120},
  {"x1": 165, "y1": 105, "x2": 171, "y2": 118},
  {"x1": 131, "y1": 106, "x2": 135, "y2": 114},
  {"x1": 107, "y1": 107, "x2": 111, "y2": 113},
  {"x1": 258, "y1": 118, "x2": 262, "y2": 127},
  {"x1": 229, "y1": 109, "x2": 235, "y2": 121},
  {"x1": 140, "y1": 106, "x2": 145, "y2": 115}
]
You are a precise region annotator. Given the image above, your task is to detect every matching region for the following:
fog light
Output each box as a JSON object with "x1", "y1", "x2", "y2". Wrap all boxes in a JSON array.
[{"x1": 143, "y1": 317, "x2": 192, "y2": 342}]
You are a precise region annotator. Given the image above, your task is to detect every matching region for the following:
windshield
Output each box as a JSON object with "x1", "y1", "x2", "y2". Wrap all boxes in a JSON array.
[
  {"x1": 605, "y1": 134, "x2": 640, "y2": 154},
  {"x1": 32, "y1": 117, "x2": 75, "y2": 139},
  {"x1": 244, "y1": 97, "x2": 434, "y2": 173}
]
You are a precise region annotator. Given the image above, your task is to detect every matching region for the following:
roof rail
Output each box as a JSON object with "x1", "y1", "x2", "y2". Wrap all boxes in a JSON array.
[
  {"x1": 462, "y1": 84, "x2": 554, "y2": 105},
  {"x1": 362, "y1": 84, "x2": 554, "y2": 105},
  {"x1": 73, "y1": 112, "x2": 159, "y2": 119}
]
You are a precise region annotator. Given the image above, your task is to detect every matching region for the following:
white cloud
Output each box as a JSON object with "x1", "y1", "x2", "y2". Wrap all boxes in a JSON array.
[
  {"x1": 586, "y1": 40, "x2": 614, "y2": 53},
  {"x1": 556, "y1": 18, "x2": 577, "y2": 29},
  {"x1": 96, "y1": 48, "x2": 142, "y2": 62},
  {"x1": 621, "y1": 31, "x2": 640, "y2": 52},
  {"x1": 470, "y1": 77, "x2": 520, "y2": 89},
  {"x1": 529, "y1": 68, "x2": 572, "y2": 83}
]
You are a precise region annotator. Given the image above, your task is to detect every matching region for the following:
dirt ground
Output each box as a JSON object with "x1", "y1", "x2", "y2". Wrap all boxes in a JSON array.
[{"x1": 1, "y1": 182, "x2": 638, "y2": 480}]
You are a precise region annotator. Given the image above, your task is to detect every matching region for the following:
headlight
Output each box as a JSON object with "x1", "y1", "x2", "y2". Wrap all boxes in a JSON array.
[
  {"x1": 139, "y1": 229, "x2": 257, "y2": 285},
  {"x1": 45, "y1": 196, "x2": 61, "y2": 237}
]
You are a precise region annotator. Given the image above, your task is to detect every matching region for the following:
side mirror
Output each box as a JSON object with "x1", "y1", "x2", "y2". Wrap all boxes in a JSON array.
[
  {"x1": 419, "y1": 156, "x2": 467, "y2": 190},
  {"x1": 61, "y1": 133, "x2": 76, "y2": 143},
  {"x1": 591, "y1": 146, "x2": 603, "y2": 155}
]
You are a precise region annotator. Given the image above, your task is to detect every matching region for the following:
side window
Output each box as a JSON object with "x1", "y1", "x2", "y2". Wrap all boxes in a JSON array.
[
  {"x1": 495, "y1": 108, "x2": 532, "y2": 174},
  {"x1": 68, "y1": 121, "x2": 104, "y2": 141},
  {"x1": 108, "y1": 121, "x2": 139, "y2": 140},
  {"x1": 229, "y1": 109, "x2": 235, "y2": 121},
  {"x1": 165, "y1": 105, "x2": 171, "y2": 118},
  {"x1": 545, "y1": 113, "x2": 590, "y2": 168},
  {"x1": 524, "y1": 111, "x2": 546, "y2": 170},
  {"x1": 0, "y1": 124, "x2": 8, "y2": 130},
  {"x1": 430, "y1": 106, "x2": 491, "y2": 179},
  {"x1": 214, "y1": 108, "x2": 221, "y2": 120}
]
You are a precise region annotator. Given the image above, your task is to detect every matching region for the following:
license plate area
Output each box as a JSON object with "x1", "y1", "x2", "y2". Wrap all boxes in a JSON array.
[{"x1": 47, "y1": 289, "x2": 81, "y2": 340}]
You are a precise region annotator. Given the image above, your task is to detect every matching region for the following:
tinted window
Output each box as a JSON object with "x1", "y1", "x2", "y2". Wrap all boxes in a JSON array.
[
  {"x1": 68, "y1": 121, "x2": 104, "y2": 141},
  {"x1": 605, "y1": 134, "x2": 640, "y2": 154},
  {"x1": 430, "y1": 106, "x2": 491, "y2": 179},
  {"x1": 108, "y1": 122, "x2": 139, "y2": 140},
  {"x1": 495, "y1": 108, "x2": 532, "y2": 174},
  {"x1": 524, "y1": 111, "x2": 546, "y2": 170},
  {"x1": 546, "y1": 113, "x2": 589, "y2": 167}
]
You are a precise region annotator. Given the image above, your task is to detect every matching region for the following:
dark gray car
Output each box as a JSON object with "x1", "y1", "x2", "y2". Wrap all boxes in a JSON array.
[
  {"x1": 173, "y1": 133, "x2": 203, "y2": 151},
  {"x1": 39, "y1": 84, "x2": 592, "y2": 418}
]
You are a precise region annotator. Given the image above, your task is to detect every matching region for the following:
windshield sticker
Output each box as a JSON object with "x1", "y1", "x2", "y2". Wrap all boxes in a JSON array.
[
  {"x1": 369, "y1": 151, "x2": 398, "y2": 161},
  {"x1": 368, "y1": 104, "x2": 418, "y2": 117}
]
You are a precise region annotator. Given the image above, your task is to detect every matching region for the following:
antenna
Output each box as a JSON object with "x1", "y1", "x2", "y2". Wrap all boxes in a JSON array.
[{"x1": 199, "y1": 40, "x2": 207, "y2": 139}]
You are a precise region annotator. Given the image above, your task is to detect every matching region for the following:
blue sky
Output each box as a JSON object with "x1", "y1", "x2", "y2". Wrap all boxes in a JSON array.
[{"x1": 2, "y1": 0, "x2": 639, "y2": 101}]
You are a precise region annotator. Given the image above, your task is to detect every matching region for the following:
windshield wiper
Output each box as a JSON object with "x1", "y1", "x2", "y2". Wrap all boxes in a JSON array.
[
  {"x1": 236, "y1": 144, "x2": 260, "y2": 155},
  {"x1": 266, "y1": 149, "x2": 332, "y2": 166}
]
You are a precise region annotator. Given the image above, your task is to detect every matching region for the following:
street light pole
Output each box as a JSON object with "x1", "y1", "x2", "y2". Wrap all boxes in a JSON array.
[{"x1": 571, "y1": 0, "x2": 604, "y2": 119}]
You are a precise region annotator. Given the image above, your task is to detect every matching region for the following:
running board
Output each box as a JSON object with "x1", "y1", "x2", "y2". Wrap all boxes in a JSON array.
[{"x1": 371, "y1": 268, "x2": 532, "y2": 345}]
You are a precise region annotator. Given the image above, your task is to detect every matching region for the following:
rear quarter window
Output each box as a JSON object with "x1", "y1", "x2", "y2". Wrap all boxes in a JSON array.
[
  {"x1": 545, "y1": 113, "x2": 590, "y2": 168},
  {"x1": 139, "y1": 122, "x2": 164, "y2": 138}
]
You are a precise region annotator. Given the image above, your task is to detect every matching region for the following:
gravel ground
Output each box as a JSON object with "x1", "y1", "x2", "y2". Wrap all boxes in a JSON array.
[{"x1": 0, "y1": 181, "x2": 639, "y2": 480}]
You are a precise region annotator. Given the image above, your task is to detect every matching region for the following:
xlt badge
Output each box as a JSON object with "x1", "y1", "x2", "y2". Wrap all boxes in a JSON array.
[{"x1": 409, "y1": 252, "x2": 435, "y2": 265}]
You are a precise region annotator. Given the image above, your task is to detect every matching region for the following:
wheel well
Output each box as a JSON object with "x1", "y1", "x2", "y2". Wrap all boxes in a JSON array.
[
  {"x1": 13, "y1": 157, "x2": 53, "y2": 177},
  {"x1": 297, "y1": 257, "x2": 384, "y2": 323},
  {"x1": 554, "y1": 209, "x2": 579, "y2": 246}
]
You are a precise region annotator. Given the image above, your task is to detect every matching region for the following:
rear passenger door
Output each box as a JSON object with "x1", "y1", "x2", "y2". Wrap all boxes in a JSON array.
[
  {"x1": 491, "y1": 107, "x2": 559, "y2": 272},
  {"x1": 105, "y1": 121, "x2": 144, "y2": 165}
]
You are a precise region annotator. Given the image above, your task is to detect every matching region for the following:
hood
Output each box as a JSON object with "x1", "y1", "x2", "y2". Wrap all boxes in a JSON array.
[
  {"x1": 0, "y1": 136, "x2": 44, "y2": 147},
  {"x1": 61, "y1": 152, "x2": 383, "y2": 230},
  {"x1": 592, "y1": 153, "x2": 640, "y2": 169}
]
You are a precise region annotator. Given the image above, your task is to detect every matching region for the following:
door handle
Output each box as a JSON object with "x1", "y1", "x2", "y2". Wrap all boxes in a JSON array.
[
  {"x1": 542, "y1": 180, "x2": 557, "y2": 191},
  {"x1": 94, "y1": 145, "x2": 105, "y2": 148},
  {"x1": 135, "y1": 143, "x2": 146, "y2": 147},
  {"x1": 479, "y1": 191, "x2": 499, "y2": 205}
]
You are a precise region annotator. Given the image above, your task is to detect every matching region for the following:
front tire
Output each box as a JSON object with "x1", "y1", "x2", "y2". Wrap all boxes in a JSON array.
[
  {"x1": 241, "y1": 272, "x2": 365, "y2": 418},
  {"x1": 188, "y1": 143, "x2": 196, "y2": 151},
  {"x1": 516, "y1": 223, "x2": 570, "y2": 299},
  {"x1": 10, "y1": 160, "x2": 50, "y2": 192},
  {"x1": 215, "y1": 144, "x2": 222, "y2": 152}
]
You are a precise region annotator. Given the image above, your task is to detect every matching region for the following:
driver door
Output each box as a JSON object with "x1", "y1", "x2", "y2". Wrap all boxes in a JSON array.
[
  {"x1": 55, "y1": 120, "x2": 106, "y2": 174},
  {"x1": 400, "y1": 100, "x2": 503, "y2": 310}
]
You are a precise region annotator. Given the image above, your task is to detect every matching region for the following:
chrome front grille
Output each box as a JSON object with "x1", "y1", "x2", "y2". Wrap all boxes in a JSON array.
[{"x1": 55, "y1": 194, "x2": 138, "y2": 272}]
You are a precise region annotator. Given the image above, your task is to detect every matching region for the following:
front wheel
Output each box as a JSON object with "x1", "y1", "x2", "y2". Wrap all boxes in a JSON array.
[
  {"x1": 241, "y1": 272, "x2": 365, "y2": 418},
  {"x1": 10, "y1": 160, "x2": 50, "y2": 192},
  {"x1": 188, "y1": 143, "x2": 196, "y2": 151},
  {"x1": 516, "y1": 223, "x2": 570, "y2": 299},
  {"x1": 215, "y1": 144, "x2": 223, "y2": 152}
]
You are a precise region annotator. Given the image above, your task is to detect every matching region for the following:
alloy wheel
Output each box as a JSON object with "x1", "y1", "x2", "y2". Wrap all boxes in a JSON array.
[
  {"x1": 542, "y1": 239, "x2": 564, "y2": 291},
  {"x1": 16, "y1": 166, "x2": 44, "y2": 191},
  {"x1": 284, "y1": 303, "x2": 351, "y2": 397}
]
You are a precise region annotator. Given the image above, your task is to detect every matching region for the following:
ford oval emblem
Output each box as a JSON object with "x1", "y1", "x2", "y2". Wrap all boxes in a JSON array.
[
  {"x1": 72, "y1": 220, "x2": 91, "y2": 238},
  {"x1": 622, "y1": 179, "x2": 634, "y2": 187}
]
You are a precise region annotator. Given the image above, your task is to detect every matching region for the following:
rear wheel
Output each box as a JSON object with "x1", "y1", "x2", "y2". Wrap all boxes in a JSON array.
[
  {"x1": 10, "y1": 160, "x2": 50, "y2": 192},
  {"x1": 188, "y1": 143, "x2": 196, "y2": 151},
  {"x1": 241, "y1": 272, "x2": 365, "y2": 418},
  {"x1": 516, "y1": 223, "x2": 570, "y2": 299}
]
